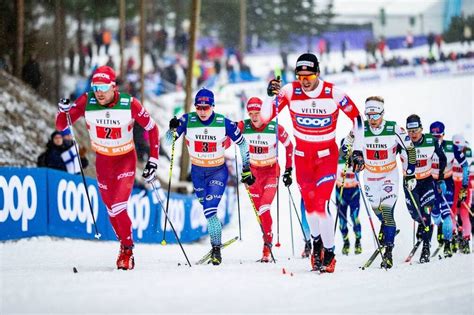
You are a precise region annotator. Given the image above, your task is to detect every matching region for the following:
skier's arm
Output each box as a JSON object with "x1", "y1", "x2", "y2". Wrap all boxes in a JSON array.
[
  {"x1": 434, "y1": 140, "x2": 447, "y2": 180},
  {"x1": 225, "y1": 119, "x2": 250, "y2": 168},
  {"x1": 333, "y1": 87, "x2": 364, "y2": 151},
  {"x1": 55, "y1": 93, "x2": 87, "y2": 131},
  {"x1": 395, "y1": 124, "x2": 416, "y2": 176},
  {"x1": 454, "y1": 146, "x2": 469, "y2": 187},
  {"x1": 131, "y1": 98, "x2": 159, "y2": 160},
  {"x1": 278, "y1": 124, "x2": 293, "y2": 169},
  {"x1": 260, "y1": 84, "x2": 291, "y2": 124}
]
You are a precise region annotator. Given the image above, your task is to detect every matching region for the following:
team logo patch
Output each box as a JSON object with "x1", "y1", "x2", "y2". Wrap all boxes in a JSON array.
[
  {"x1": 316, "y1": 174, "x2": 336, "y2": 186},
  {"x1": 339, "y1": 96, "x2": 348, "y2": 107},
  {"x1": 405, "y1": 135, "x2": 410, "y2": 141},
  {"x1": 295, "y1": 115, "x2": 332, "y2": 128},
  {"x1": 295, "y1": 88, "x2": 302, "y2": 95},
  {"x1": 383, "y1": 186, "x2": 393, "y2": 193},
  {"x1": 105, "y1": 111, "x2": 110, "y2": 118},
  {"x1": 204, "y1": 129, "x2": 208, "y2": 134},
  {"x1": 324, "y1": 87, "x2": 331, "y2": 95}
]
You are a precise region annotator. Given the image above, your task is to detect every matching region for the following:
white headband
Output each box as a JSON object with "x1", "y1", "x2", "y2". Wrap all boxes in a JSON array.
[{"x1": 365, "y1": 100, "x2": 384, "y2": 114}]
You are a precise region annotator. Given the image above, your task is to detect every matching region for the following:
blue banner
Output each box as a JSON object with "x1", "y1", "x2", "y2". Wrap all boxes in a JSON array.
[{"x1": 0, "y1": 167, "x2": 235, "y2": 243}]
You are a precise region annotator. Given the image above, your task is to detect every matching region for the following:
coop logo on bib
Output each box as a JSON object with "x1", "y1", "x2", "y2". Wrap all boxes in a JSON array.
[{"x1": 296, "y1": 115, "x2": 332, "y2": 128}]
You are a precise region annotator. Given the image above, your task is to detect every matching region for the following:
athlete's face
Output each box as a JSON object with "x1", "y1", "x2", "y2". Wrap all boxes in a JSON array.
[
  {"x1": 366, "y1": 112, "x2": 384, "y2": 128},
  {"x1": 408, "y1": 127, "x2": 423, "y2": 142},
  {"x1": 248, "y1": 111, "x2": 263, "y2": 128},
  {"x1": 92, "y1": 83, "x2": 115, "y2": 105},
  {"x1": 296, "y1": 71, "x2": 319, "y2": 92},
  {"x1": 195, "y1": 105, "x2": 213, "y2": 121}
]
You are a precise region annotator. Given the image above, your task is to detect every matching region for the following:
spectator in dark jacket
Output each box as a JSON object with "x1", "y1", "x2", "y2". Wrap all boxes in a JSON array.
[
  {"x1": 22, "y1": 53, "x2": 41, "y2": 91},
  {"x1": 37, "y1": 131, "x2": 67, "y2": 171}
]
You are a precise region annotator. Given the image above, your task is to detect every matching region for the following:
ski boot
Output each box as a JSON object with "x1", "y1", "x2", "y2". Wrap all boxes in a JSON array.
[
  {"x1": 452, "y1": 233, "x2": 460, "y2": 253},
  {"x1": 320, "y1": 248, "x2": 336, "y2": 273},
  {"x1": 117, "y1": 245, "x2": 135, "y2": 270},
  {"x1": 210, "y1": 245, "x2": 222, "y2": 265},
  {"x1": 443, "y1": 240, "x2": 453, "y2": 258},
  {"x1": 419, "y1": 242, "x2": 430, "y2": 263},
  {"x1": 310, "y1": 237, "x2": 323, "y2": 271},
  {"x1": 342, "y1": 238, "x2": 350, "y2": 256},
  {"x1": 354, "y1": 238, "x2": 362, "y2": 255},
  {"x1": 301, "y1": 239, "x2": 312, "y2": 258},
  {"x1": 380, "y1": 245, "x2": 393, "y2": 269},
  {"x1": 460, "y1": 237, "x2": 471, "y2": 254},
  {"x1": 260, "y1": 244, "x2": 272, "y2": 263}
]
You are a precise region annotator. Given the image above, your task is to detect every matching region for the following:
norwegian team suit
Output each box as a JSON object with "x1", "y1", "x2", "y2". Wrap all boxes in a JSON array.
[
  {"x1": 401, "y1": 134, "x2": 446, "y2": 243},
  {"x1": 452, "y1": 144, "x2": 472, "y2": 241},
  {"x1": 56, "y1": 91, "x2": 160, "y2": 247},
  {"x1": 173, "y1": 112, "x2": 250, "y2": 246},
  {"x1": 261, "y1": 79, "x2": 364, "y2": 250},
  {"x1": 238, "y1": 119, "x2": 294, "y2": 245}
]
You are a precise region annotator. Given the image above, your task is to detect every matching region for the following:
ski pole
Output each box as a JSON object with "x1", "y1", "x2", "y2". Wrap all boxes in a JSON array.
[
  {"x1": 234, "y1": 145, "x2": 242, "y2": 240},
  {"x1": 289, "y1": 195, "x2": 295, "y2": 257},
  {"x1": 287, "y1": 188, "x2": 309, "y2": 242},
  {"x1": 161, "y1": 130, "x2": 176, "y2": 245},
  {"x1": 406, "y1": 186, "x2": 427, "y2": 228},
  {"x1": 355, "y1": 172, "x2": 387, "y2": 269},
  {"x1": 334, "y1": 155, "x2": 350, "y2": 233},
  {"x1": 244, "y1": 184, "x2": 276, "y2": 263},
  {"x1": 274, "y1": 76, "x2": 281, "y2": 247},
  {"x1": 66, "y1": 112, "x2": 101, "y2": 239},
  {"x1": 150, "y1": 180, "x2": 191, "y2": 267}
]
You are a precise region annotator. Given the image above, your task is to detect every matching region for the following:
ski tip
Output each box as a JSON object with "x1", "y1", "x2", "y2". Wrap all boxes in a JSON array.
[
  {"x1": 161, "y1": 240, "x2": 167, "y2": 246},
  {"x1": 73, "y1": 266, "x2": 78, "y2": 273},
  {"x1": 94, "y1": 233, "x2": 102, "y2": 239},
  {"x1": 275, "y1": 243, "x2": 281, "y2": 248}
]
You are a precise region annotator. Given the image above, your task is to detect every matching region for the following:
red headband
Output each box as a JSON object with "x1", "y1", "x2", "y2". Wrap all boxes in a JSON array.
[{"x1": 246, "y1": 97, "x2": 263, "y2": 112}]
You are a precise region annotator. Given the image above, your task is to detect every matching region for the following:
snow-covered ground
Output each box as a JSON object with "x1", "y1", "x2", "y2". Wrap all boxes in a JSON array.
[{"x1": 1, "y1": 73, "x2": 473, "y2": 314}]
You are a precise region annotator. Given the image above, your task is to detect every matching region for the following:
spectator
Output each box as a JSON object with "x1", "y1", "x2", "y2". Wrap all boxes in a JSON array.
[
  {"x1": 94, "y1": 30, "x2": 103, "y2": 55},
  {"x1": 68, "y1": 46, "x2": 75, "y2": 75},
  {"x1": 318, "y1": 38, "x2": 327, "y2": 59},
  {"x1": 106, "y1": 55, "x2": 115, "y2": 69},
  {"x1": 37, "y1": 131, "x2": 67, "y2": 171},
  {"x1": 435, "y1": 34, "x2": 443, "y2": 54},
  {"x1": 427, "y1": 32, "x2": 435, "y2": 53},
  {"x1": 377, "y1": 37, "x2": 386, "y2": 60},
  {"x1": 87, "y1": 42, "x2": 93, "y2": 66},
  {"x1": 341, "y1": 40, "x2": 347, "y2": 59},
  {"x1": 406, "y1": 31, "x2": 414, "y2": 48},
  {"x1": 0, "y1": 54, "x2": 11, "y2": 72},
  {"x1": 463, "y1": 24, "x2": 472, "y2": 47},
  {"x1": 102, "y1": 29, "x2": 112, "y2": 55},
  {"x1": 22, "y1": 53, "x2": 42, "y2": 90},
  {"x1": 60, "y1": 128, "x2": 89, "y2": 174}
]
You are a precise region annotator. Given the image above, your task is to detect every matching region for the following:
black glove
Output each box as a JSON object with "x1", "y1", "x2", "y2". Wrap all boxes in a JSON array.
[
  {"x1": 241, "y1": 166, "x2": 256, "y2": 186},
  {"x1": 169, "y1": 116, "x2": 180, "y2": 130},
  {"x1": 404, "y1": 174, "x2": 417, "y2": 191},
  {"x1": 142, "y1": 159, "x2": 158, "y2": 182},
  {"x1": 266, "y1": 78, "x2": 281, "y2": 97},
  {"x1": 351, "y1": 150, "x2": 365, "y2": 172},
  {"x1": 282, "y1": 167, "x2": 292, "y2": 187}
]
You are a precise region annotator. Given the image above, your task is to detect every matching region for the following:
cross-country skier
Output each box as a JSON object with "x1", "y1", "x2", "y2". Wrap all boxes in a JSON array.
[
  {"x1": 345, "y1": 96, "x2": 417, "y2": 268},
  {"x1": 429, "y1": 121, "x2": 456, "y2": 256},
  {"x1": 237, "y1": 97, "x2": 294, "y2": 262},
  {"x1": 56, "y1": 66, "x2": 160, "y2": 270},
  {"x1": 335, "y1": 140, "x2": 362, "y2": 256},
  {"x1": 451, "y1": 134, "x2": 472, "y2": 253},
  {"x1": 167, "y1": 88, "x2": 255, "y2": 265},
  {"x1": 261, "y1": 53, "x2": 365, "y2": 273},
  {"x1": 402, "y1": 114, "x2": 447, "y2": 263}
]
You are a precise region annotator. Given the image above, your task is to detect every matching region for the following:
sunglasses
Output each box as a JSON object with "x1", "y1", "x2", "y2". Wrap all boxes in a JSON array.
[
  {"x1": 195, "y1": 105, "x2": 212, "y2": 111},
  {"x1": 367, "y1": 112, "x2": 383, "y2": 120},
  {"x1": 407, "y1": 128, "x2": 422, "y2": 134},
  {"x1": 296, "y1": 73, "x2": 318, "y2": 81},
  {"x1": 91, "y1": 84, "x2": 113, "y2": 92}
]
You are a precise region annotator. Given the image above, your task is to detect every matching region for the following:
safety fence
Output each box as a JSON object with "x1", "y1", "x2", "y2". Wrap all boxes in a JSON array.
[{"x1": 0, "y1": 167, "x2": 235, "y2": 243}]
